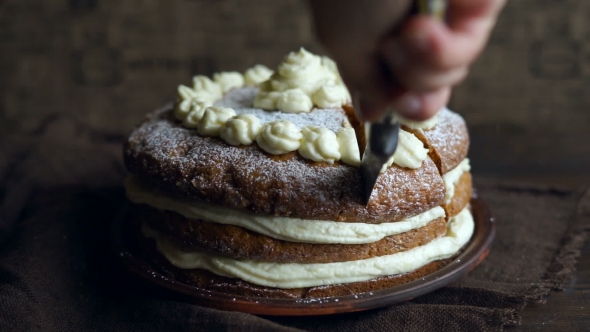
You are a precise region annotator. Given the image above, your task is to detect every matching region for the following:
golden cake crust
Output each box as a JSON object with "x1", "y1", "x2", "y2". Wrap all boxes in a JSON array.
[
  {"x1": 123, "y1": 108, "x2": 446, "y2": 223},
  {"x1": 444, "y1": 171, "x2": 473, "y2": 218},
  {"x1": 404, "y1": 108, "x2": 470, "y2": 175},
  {"x1": 128, "y1": 204, "x2": 448, "y2": 264}
]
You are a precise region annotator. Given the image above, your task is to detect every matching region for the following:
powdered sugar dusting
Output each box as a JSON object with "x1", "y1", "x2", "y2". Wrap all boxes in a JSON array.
[
  {"x1": 423, "y1": 108, "x2": 469, "y2": 174},
  {"x1": 124, "y1": 107, "x2": 446, "y2": 223},
  {"x1": 214, "y1": 87, "x2": 258, "y2": 108},
  {"x1": 215, "y1": 87, "x2": 347, "y2": 133}
]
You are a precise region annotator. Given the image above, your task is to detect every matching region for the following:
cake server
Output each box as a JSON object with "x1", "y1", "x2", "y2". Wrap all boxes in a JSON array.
[{"x1": 360, "y1": 0, "x2": 447, "y2": 204}]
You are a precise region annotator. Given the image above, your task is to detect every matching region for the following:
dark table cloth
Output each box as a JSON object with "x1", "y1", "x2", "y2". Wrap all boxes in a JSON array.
[{"x1": 1, "y1": 117, "x2": 589, "y2": 331}]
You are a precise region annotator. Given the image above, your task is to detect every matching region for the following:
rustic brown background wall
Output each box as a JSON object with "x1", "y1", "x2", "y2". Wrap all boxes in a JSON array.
[{"x1": 1, "y1": 0, "x2": 589, "y2": 178}]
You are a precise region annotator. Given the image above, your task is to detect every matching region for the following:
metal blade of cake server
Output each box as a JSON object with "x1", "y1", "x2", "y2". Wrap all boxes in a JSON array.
[{"x1": 360, "y1": 115, "x2": 400, "y2": 204}]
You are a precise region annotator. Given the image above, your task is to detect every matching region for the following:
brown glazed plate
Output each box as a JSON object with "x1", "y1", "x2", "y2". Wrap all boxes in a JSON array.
[{"x1": 113, "y1": 192, "x2": 495, "y2": 316}]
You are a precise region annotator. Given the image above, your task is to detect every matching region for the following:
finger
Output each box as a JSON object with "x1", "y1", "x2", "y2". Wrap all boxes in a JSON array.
[
  {"x1": 309, "y1": 0, "x2": 412, "y2": 52},
  {"x1": 357, "y1": 86, "x2": 449, "y2": 122},
  {"x1": 308, "y1": 0, "x2": 414, "y2": 123},
  {"x1": 393, "y1": 87, "x2": 450, "y2": 121},
  {"x1": 448, "y1": 0, "x2": 507, "y2": 29},
  {"x1": 393, "y1": 64, "x2": 469, "y2": 92},
  {"x1": 340, "y1": 54, "x2": 405, "y2": 122},
  {"x1": 357, "y1": 84, "x2": 406, "y2": 122},
  {"x1": 384, "y1": 16, "x2": 483, "y2": 71},
  {"x1": 428, "y1": 0, "x2": 507, "y2": 68},
  {"x1": 381, "y1": 0, "x2": 506, "y2": 72}
]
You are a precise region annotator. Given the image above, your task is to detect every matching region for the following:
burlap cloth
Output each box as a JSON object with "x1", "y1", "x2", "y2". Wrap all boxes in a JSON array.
[{"x1": 1, "y1": 118, "x2": 589, "y2": 332}]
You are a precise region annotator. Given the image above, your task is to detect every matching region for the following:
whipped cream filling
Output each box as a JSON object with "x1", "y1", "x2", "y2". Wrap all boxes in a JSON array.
[
  {"x1": 443, "y1": 158, "x2": 471, "y2": 204},
  {"x1": 143, "y1": 206, "x2": 474, "y2": 289},
  {"x1": 125, "y1": 176, "x2": 446, "y2": 244}
]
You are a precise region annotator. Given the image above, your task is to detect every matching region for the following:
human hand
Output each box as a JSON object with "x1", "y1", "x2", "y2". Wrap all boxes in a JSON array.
[{"x1": 308, "y1": 0, "x2": 506, "y2": 121}]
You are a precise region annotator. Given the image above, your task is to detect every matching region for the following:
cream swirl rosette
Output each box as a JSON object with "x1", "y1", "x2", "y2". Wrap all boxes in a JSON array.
[
  {"x1": 192, "y1": 75, "x2": 222, "y2": 101},
  {"x1": 197, "y1": 107, "x2": 236, "y2": 136},
  {"x1": 220, "y1": 114, "x2": 262, "y2": 146},
  {"x1": 213, "y1": 72, "x2": 245, "y2": 93},
  {"x1": 336, "y1": 128, "x2": 361, "y2": 167},
  {"x1": 312, "y1": 85, "x2": 350, "y2": 109},
  {"x1": 276, "y1": 89, "x2": 313, "y2": 114},
  {"x1": 298, "y1": 126, "x2": 341, "y2": 163},
  {"x1": 174, "y1": 85, "x2": 215, "y2": 120},
  {"x1": 256, "y1": 120, "x2": 303, "y2": 155},
  {"x1": 244, "y1": 65, "x2": 274, "y2": 86},
  {"x1": 171, "y1": 49, "x2": 440, "y2": 171},
  {"x1": 272, "y1": 48, "x2": 326, "y2": 94},
  {"x1": 182, "y1": 100, "x2": 213, "y2": 128},
  {"x1": 255, "y1": 48, "x2": 350, "y2": 113},
  {"x1": 253, "y1": 91, "x2": 281, "y2": 110}
]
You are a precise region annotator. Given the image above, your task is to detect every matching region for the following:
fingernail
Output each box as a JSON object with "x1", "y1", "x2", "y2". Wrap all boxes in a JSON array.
[{"x1": 396, "y1": 95, "x2": 422, "y2": 116}]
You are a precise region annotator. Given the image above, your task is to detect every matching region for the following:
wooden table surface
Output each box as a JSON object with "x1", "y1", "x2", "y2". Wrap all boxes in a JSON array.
[
  {"x1": 514, "y1": 240, "x2": 590, "y2": 331},
  {"x1": 480, "y1": 174, "x2": 590, "y2": 331}
]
